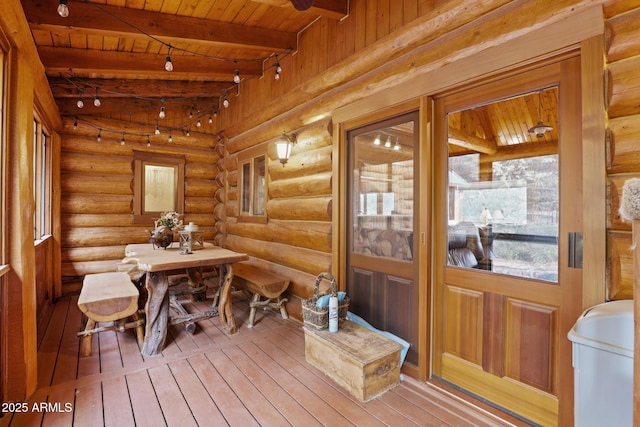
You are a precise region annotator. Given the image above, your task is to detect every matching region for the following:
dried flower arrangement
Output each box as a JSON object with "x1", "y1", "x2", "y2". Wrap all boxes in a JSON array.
[{"x1": 155, "y1": 211, "x2": 183, "y2": 231}]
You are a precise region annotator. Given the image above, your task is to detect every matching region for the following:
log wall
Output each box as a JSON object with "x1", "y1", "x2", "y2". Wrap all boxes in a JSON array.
[
  {"x1": 604, "y1": 5, "x2": 640, "y2": 300},
  {"x1": 223, "y1": 122, "x2": 334, "y2": 310},
  {"x1": 218, "y1": 0, "x2": 640, "y2": 319},
  {"x1": 59, "y1": 125, "x2": 220, "y2": 295}
]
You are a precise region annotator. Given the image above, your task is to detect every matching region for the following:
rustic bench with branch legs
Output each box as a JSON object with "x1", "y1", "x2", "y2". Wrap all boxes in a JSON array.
[
  {"x1": 77, "y1": 272, "x2": 145, "y2": 357},
  {"x1": 213, "y1": 263, "x2": 290, "y2": 328}
]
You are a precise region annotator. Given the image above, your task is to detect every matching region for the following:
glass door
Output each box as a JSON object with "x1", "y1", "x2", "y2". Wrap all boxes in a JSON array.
[
  {"x1": 346, "y1": 111, "x2": 419, "y2": 366},
  {"x1": 433, "y1": 57, "x2": 583, "y2": 426}
]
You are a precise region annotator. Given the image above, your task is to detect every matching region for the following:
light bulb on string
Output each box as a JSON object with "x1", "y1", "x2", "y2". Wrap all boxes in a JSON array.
[
  {"x1": 233, "y1": 61, "x2": 240, "y2": 84},
  {"x1": 168, "y1": 131, "x2": 173, "y2": 143},
  {"x1": 57, "y1": 0, "x2": 69, "y2": 17},
  {"x1": 196, "y1": 118, "x2": 202, "y2": 127},
  {"x1": 147, "y1": 136, "x2": 151, "y2": 147},
  {"x1": 159, "y1": 104, "x2": 165, "y2": 119},
  {"x1": 73, "y1": 118, "x2": 78, "y2": 130},
  {"x1": 93, "y1": 88, "x2": 101, "y2": 107},
  {"x1": 97, "y1": 129, "x2": 102, "y2": 142},
  {"x1": 223, "y1": 94, "x2": 229, "y2": 108},
  {"x1": 275, "y1": 55, "x2": 282, "y2": 73},
  {"x1": 164, "y1": 46, "x2": 173, "y2": 72},
  {"x1": 76, "y1": 95, "x2": 84, "y2": 109},
  {"x1": 120, "y1": 133, "x2": 125, "y2": 146},
  {"x1": 186, "y1": 128, "x2": 191, "y2": 137},
  {"x1": 208, "y1": 115, "x2": 213, "y2": 124},
  {"x1": 274, "y1": 55, "x2": 282, "y2": 80}
]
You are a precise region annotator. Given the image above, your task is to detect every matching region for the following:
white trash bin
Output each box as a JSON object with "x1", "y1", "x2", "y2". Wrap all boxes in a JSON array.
[{"x1": 567, "y1": 300, "x2": 634, "y2": 427}]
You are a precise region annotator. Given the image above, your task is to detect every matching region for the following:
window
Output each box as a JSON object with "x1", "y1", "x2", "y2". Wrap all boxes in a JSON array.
[
  {"x1": 238, "y1": 149, "x2": 266, "y2": 222},
  {"x1": 133, "y1": 151, "x2": 185, "y2": 225},
  {"x1": 33, "y1": 113, "x2": 51, "y2": 240},
  {"x1": 446, "y1": 87, "x2": 559, "y2": 282}
]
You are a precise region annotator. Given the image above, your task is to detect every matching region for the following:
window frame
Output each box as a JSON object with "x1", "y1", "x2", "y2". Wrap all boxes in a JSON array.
[
  {"x1": 132, "y1": 151, "x2": 185, "y2": 225},
  {"x1": 237, "y1": 144, "x2": 267, "y2": 224},
  {"x1": 33, "y1": 112, "x2": 51, "y2": 241}
]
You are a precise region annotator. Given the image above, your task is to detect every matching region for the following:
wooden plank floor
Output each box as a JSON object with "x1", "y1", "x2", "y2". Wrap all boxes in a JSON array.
[{"x1": 1, "y1": 284, "x2": 529, "y2": 427}]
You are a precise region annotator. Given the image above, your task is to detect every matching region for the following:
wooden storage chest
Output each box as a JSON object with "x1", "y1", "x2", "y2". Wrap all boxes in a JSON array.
[{"x1": 304, "y1": 320, "x2": 402, "y2": 402}]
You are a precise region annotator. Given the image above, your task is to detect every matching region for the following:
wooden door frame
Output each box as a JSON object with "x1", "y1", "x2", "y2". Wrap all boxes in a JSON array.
[
  {"x1": 333, "y1": 8, "x2": 604, "y2": 389},
  {"x1": 335, "y1": 99, "x2": 429, "y2": 380},
  {"x1": 432, "y1": 55, "x2": 584, "y2": 427}
]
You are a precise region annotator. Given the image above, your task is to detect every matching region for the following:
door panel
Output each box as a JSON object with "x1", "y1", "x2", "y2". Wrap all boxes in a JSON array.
[
  {"x1": 346, "y1": 111, "x2": 420, "y2": 366},
  {"x1": 433, "y1": 57, "x2": 582, "y2": 427}
]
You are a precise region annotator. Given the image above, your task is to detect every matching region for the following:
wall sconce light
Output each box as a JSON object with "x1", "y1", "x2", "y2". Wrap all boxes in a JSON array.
[{"x1": 276, "y1": 133, "x2": 297, "y2": 166}]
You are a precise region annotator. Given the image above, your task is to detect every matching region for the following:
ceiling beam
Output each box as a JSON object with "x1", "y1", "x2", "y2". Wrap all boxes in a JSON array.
[
  {"x1": 56, "y1": 96, "x2": 221, "y2": 123},
  {"x1": 22, "y1": 0, "x2": 297, "y2": 52},
  {"x1": 252, "y1": 0, "x2": 349, "y2": 19},
  {"x1": 38, "y1": 47, "x2": 263, "y2": 81},
  {"x1": 448, "y1": 127, "x2": 498, "y2": 155},
  {"x1": 48, "y1": 78, "x2": 229, "y2": 99}
]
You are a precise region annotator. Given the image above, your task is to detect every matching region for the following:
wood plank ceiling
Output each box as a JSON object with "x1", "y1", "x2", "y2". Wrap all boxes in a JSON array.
[
  {"x1": 20, "y1": 0, "x2": 557, "y2": 154},
  {"x1": 20, "y1": 0, "x2": 348, "y2": 136}
]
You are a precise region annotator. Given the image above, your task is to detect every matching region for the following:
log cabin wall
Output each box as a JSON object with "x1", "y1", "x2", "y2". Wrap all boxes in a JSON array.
[
  {"x1": 218, "y1": 1, "x2": 640, "y2": 318},
  {"x1": 1, "y1": 0, "x2": 62, "y2": 402},
  {"x1": 59, "y1": 128, "x2": 220, "y2": 296},
  {"x1": 604, "y1": 4, "x2": 640, "y2": 300}
]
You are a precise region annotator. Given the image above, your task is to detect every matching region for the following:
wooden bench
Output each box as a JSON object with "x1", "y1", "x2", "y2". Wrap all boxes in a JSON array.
[
  {"x1": 225, "y1": 263, "x2": 290, "y2": 328},
  {"x1": 77, "y1": 272, "x2": 144, "y2": 357}
]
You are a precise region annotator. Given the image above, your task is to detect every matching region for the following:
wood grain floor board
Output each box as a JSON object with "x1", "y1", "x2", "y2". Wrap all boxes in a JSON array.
[
  {"x1": 125, "y1": 370, "x2": 166, "y2": 427},
  {"x1": 101, "y1": 376, "x2": 136, "y2": 427},
  {"x1": 147, "y1": 364, "x2": 198, "y2": 427},
  {"x1": 188, "y1": 352, "x2": 260, "y2": 427},
  {"x1": 68, "y1": 382, "x2": 103, "y2": 427},
  {"x1": 37, "y1": 298, "x2": 71, "y2": 387},
  {"x1": 221, "y1": 346, "x2": 323, "y2": 427},
  {"x1": 205, "y1": 348, "x2": 291, "y2": 427},
  {"x1": 236, "y1": 340, "x2": 343, "y2": 426},
  {"x1": 1, "y1": 295, "x2": 528, "y2": 427},
  {"x1": 167, "y1": 358, "x2": 228, "y2": 426}
]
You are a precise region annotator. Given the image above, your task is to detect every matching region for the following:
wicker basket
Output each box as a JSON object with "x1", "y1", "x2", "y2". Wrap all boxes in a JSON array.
[{"x1": 302, "y1": 272, "x2": 349, "y2": 330}]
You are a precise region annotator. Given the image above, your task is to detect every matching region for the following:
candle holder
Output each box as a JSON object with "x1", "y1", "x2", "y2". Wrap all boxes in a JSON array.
[{"x1": 178, "y1": 230, "x2": 204, "y2": 251}]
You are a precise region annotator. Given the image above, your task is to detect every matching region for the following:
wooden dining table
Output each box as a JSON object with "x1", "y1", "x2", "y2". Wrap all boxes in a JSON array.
[{"x1": 122, "y1": 242, "x2": 248, "y2": 356}]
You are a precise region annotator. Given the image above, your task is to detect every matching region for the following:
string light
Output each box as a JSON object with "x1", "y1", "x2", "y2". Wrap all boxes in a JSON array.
[
  {"x1": 97, "y1": 129, "x2": 102, "y2": 142},
  {"x1": 196, "y1": 118, "x2": 202, "y2": 127},
  {"x1": 275, "y1": 55, "x2": 282, "y2": 80},
  {"x1": 208, "y1": 115, "x2": 213, "y2": 124},
  {"x1": 164, "y1": 47, "x2": 173, "y2": 72},
  {"x1": 233, "y1": 61, "x2": 240, "y2": 84},
  {"x1": 168, "y1": 131, "x2": 173, "y2": 143},
  {"x1": 73, "y1": 118, "x2": 78, "y2": 130},
  {"x1": 120, "y1": 133, "x2": 125, "y2": 145},
  {"x1": 57, "y1": 0, "x2": 69, "y2": 18},
  {"x1": 76, "y1": 94, "x2": 84, "y2": 109},
  {"x1": 154, "y1": 121, "x2": 160, "y2": 135},
  {"x1": 93, "y1": 88, "x2": 101, "y2": 107},
  {"x1": 159, "y1": 102, "x2": 166, "y2": 119},
  {"x1": 186, "y1": 128, "x2": 191, "y2": 137},
  {"x1": 223, "y1": 94, "x2": 229, "y2": 108},
  {"x1": 147, "y1": 136, "x2": 151, "y2": 147}
]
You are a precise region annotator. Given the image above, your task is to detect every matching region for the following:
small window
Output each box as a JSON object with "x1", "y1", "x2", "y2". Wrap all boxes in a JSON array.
[
  {"x1": 239, "y1": 151, "x2": 266, "y2": 223},
  {"x1": 33, "y1": 113, "x2": 51, "y2": 240},
  {"x1": 133, "y1": 151, "x2": 185, "y2": 225}
]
